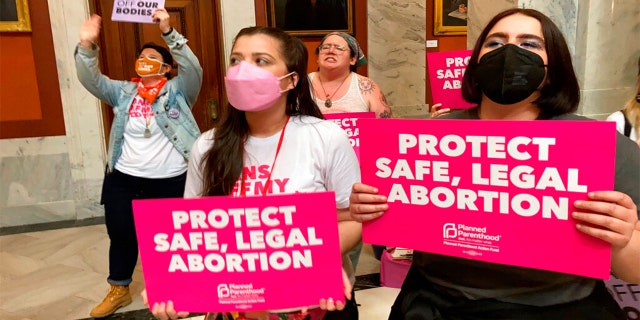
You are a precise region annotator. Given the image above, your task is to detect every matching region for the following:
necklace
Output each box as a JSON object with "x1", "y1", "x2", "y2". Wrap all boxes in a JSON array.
[
  {"x1": 318, "y1": 73, "x2": 350, "y2": 108},
  {"x1": 239, "y1": 116, "x2": 290, "y2": 196},
  {"x1": 144, "y1": 115, "x2": 152, "y2": 138}
]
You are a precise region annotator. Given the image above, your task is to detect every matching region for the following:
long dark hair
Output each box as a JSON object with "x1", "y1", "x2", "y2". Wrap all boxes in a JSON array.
[
  {"x1": 461, "y1": 8, "x2": 580, "y2": 119},
  {"x1": 201, "y1": 26, "x2": 323, "y2": 196}
]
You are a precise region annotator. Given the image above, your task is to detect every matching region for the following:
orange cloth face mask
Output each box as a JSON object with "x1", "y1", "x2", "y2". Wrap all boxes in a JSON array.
[{"x1": 135, "y1": 56, "x2": 166, "y2": 77}]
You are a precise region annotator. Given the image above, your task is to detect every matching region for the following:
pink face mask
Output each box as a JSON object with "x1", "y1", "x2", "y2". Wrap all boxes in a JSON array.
[{"x1": 224, "y1": 61, "x2": 295, "y2": 112}]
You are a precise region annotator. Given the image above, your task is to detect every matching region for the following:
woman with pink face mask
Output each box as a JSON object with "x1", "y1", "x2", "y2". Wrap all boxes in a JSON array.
[
  {"x1": 75, "y1": 8, "x2": 203, "y2": 318},
  {"x1": 143, "y1": 26, "x2": 361, "y2": 320}
]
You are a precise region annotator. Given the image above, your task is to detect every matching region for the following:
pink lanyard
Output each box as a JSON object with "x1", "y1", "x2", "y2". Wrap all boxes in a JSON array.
[{"x1": 238, "y1": 116, "x2": 290, "y2": 197}]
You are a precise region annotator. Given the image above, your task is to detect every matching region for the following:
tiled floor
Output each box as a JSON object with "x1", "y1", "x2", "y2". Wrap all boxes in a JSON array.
[{"x1": 0, "y1": 224, "x2": 399, "y2": 320}]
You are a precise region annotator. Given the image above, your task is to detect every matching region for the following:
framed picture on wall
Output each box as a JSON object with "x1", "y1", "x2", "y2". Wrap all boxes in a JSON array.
[
  {"x1": 267, "y1": 0, "x2": 353, "y2": 37},
  {"x1": 434, "y1": 0, "x2": 467, "y2": 36},
  {"x1": 0, "y1": 0, "x2": 31, "y2": 32}
]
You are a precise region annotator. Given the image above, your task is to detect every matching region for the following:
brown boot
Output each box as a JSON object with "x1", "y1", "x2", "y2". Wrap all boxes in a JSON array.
[{"x1": 89, "y1": 284, "x2": 132, "y2": 318}]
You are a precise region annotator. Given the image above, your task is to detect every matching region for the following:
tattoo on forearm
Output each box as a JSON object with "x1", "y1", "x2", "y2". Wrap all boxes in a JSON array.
[
  {"x1": 381, "y1": 93, "x2": 388, "y2": 105},
  {"x1": 379, "y1": 94, "x2": 391, "y2": 117}
]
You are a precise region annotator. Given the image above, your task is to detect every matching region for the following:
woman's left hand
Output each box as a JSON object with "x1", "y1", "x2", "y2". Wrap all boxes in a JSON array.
[
  {"x1": 573, "y1": 190, "x2": 638, "y2": 249},
  {"x1": 141, "y1": 289, "x2": 190, "y2": 320}
]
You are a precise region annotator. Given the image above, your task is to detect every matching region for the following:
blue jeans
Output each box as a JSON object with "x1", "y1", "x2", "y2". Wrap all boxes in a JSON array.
[{"x1": 101, "y1": 169, "x2": 186, "y2": 285}]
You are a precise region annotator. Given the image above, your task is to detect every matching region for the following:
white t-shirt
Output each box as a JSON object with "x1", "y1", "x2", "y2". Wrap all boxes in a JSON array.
[
  {"x1": 185, "y1": 115, "x2": 361, "y2": 286},
  {"x1": 309, "y1": 72, "x2": 368, "y2": 114},
  {"x1": 116, "y1": 95, "x2": 187, "y2": 178},
  {"x1": 606, "y1": 110, "x2": 638, "y2": 141}
]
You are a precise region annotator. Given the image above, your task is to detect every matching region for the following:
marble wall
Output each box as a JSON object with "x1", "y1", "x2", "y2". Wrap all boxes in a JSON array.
[
  {"x1": 0, "y1": 1, "x2": 105, "y2": 229},
  {"x1": 368, "y1": 0, "x2": 430, "y2": 119},
  {"x1": 220, "y1": 0, "x2": 255, "y2": 67},
  {"x1": 0, "y1": 0, "x2": 256, "y2": 230},
  {"x1": 466, "y1": 0, "x2": 640, "y2": 118},
  {"x1": 1, "y1": 0, "x2": 637, "y2": 230},
  {"x1": 572, "y1": 0, "x2": 640, "y2": 118},
  {"x1": 467, "y1": 0, "x2": 517, "y2": 49}
]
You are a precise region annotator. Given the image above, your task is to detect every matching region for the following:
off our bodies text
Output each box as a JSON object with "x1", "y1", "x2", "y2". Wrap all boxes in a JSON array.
[{"x1": 111, "y1": 0, "x2": 165, "y2": 24}]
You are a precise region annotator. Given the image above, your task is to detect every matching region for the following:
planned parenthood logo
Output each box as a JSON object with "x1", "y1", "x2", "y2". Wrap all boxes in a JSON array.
[
  {"x1": 443, "y1": 223, "x2": 457, "y2": 238},
  {"x1": 442, "y1": 222, "x2": 502, "y2": 256},
  {"x1": 217, "y1": 283, "x2": 267, "y2": 308},
  {"x1": 217, "y1": 284, "x2": 231, "y2": 298}
]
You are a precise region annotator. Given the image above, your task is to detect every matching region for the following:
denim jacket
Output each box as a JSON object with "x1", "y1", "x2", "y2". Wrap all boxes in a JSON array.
[{"x1": 75, "y1": 29, "x2": 203, "y2": 172}]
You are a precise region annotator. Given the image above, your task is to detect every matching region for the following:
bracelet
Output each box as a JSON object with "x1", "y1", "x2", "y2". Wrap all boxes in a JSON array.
[
  {"x1": 80, "y1": 40, "x2": 97, "y2": 49},
  {"x1": 162, "y1": 27, "x2": 173, "y2": 36}
]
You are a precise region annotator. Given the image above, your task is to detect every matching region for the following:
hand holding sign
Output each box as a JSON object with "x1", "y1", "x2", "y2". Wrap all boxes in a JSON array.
[
  {"x1": 574, "y1": 190, "x2": 640, "y2": 284},
  {"x1": 430, "y1": 103, "x2": 451, "y2": 118},
  {"x1": 349, "y1": 182, "x2": 389, "y2": 223},
  {"x1": 152, "y1": 8, "x2": 171, "y2": 34},
  {"x1": 141, "y1": 269, "x2": 353, "y2": 318},
  {"x1": 111, "y1": 0, "x2": 166, "y2": 24},
  {"x1": 142, "y1": 290, "x2": 190, "y2": 320}
]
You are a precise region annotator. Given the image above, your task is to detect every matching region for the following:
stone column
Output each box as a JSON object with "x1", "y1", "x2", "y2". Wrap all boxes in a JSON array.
[
  {"x1": 466, "y1": 0, "x2": 640, "y2": 118},
  {"x1": 368, "y1": 0, "x2": 429, "y2": 118}
]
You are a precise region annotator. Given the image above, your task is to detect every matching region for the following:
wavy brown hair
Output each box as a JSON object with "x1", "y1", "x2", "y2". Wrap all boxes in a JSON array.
[
  {"x1": 201, "y1": 27, "x2": 323, "y2": 196},
  {"x1": 461, "y1": 8, "x2": 580, "y2": 119},
  {"x1": 623, "y1": 59, "x2": 640, "y2": 142}
]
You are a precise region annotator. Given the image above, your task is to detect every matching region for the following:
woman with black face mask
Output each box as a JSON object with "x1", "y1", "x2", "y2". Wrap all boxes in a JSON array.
[
  {"x1": 607, "y1": 55, "x2": 640, "y2": 146},
  {"x1": 350, "y1": 8, "x2": 639, "y2": 320}
]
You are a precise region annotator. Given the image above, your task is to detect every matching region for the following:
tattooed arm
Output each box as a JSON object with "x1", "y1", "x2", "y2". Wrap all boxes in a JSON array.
[{"x1": 357, "y1": 74, "x2": 392, "y2": 118}]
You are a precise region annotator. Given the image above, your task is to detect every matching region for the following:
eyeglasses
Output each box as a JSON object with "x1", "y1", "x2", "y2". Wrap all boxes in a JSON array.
[{"x1": 319, "y1": 44, "x2": 349, "y2": 53}]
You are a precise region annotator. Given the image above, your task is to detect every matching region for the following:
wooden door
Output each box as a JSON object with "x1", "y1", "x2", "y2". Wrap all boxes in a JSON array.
[{"x1": 90, "y1": 0, "x2": 225, "y2": 143}]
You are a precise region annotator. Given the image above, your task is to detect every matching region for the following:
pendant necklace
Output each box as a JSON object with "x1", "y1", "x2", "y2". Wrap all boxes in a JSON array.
[
  {"x1": 144, "y1": 115, "x2": 152, "y2": 138},
  {"x1": 319, "y1": 73, "x2": 350, "y2": 108}
]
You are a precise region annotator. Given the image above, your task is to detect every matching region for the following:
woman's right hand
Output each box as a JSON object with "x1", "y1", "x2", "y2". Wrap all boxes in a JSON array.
[
  {"x1": 349, "y1": 183, "x2": 389, "y2": 223},
  {"x1": 152, "y1": 8, "x2": 172, "y2": 34},
  {"x1": 141, "y1": 289, "x2": 190, "y2": 320},
  {"x1": 79, "y1": 14, "x2": 101, "y2": 49}
]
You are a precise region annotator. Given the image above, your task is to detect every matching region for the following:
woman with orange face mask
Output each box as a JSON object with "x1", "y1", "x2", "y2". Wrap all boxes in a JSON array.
[{"x1": 75, "y1": 8, "x2": 203, "y2": 318}]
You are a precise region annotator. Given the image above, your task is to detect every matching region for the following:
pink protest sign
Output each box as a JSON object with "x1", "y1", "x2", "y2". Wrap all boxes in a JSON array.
[
  {"x1": 132, "y1": 192, "x2": 344, "y2": 313},
  {"x1": 324, "y1": 112, "x2": 376, "y2": 161},
  {"x1": 427, "y1": 50, "x2": 474, "y2": 109},
  {"x1": 111, "y1": 0, "x2": 165, "y2": 24},
  {"x1": 358, "y1": 118, "x2": 617, "y2": 279}
]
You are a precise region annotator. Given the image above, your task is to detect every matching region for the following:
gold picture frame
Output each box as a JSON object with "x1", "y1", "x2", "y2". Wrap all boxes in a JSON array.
[
  {"x1": 0, "y1": 0, "x2": 32, "y2": 32},
  {"x1": 267, "y1": 0, "x2": 353, "y2": 37},
  {"x1": 434, "y1": 0, "x2": 467, "y2": 36}
]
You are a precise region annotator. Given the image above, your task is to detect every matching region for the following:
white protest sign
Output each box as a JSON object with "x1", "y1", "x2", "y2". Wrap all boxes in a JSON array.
[{"x1": 111, "y1": 0, "x2": 166, "y2": 24}]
